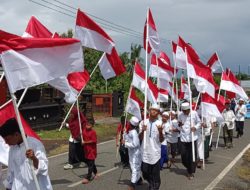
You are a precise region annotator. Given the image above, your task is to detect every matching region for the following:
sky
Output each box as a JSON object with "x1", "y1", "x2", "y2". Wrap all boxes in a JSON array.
[{"x1": 0, "y1": 0, "x2": 250, "y2": 74}]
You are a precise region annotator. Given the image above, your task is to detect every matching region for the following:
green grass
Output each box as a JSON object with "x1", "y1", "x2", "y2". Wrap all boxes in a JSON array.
[{"x1": 36, "y1": 128, "x2": 70, "y2": 140}]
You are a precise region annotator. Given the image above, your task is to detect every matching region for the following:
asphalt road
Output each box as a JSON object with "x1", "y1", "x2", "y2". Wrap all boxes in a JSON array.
[{"x1": 1, "y1": 120, "x2": 250, "y2": 190}]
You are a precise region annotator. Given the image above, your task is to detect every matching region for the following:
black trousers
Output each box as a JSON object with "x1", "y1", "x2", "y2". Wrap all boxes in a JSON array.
[
  {"x1": 119, "y1": 144, "x2": 129, "y2": 165},
  {"x1": 86, "y1": 159, "x2": 97, "y2": 180},
  {"x1": 68, "y1": 142, "x2": 85, "y2": 165},
  {"x1": 223, "y1": 126, "x2": 233, "y2": 146},
  {"x1": 141, "y1": 160, "x2": 161, "y2": 190},
  {"x1": 169, "y1": 143, "x2": 178, "y2": 158},
  {"x1": 181, "y1": 141, "x2": 197, "y2": 174},
  {"x1": 236, "y1": 121, "x2": 244, "y2": 136}
]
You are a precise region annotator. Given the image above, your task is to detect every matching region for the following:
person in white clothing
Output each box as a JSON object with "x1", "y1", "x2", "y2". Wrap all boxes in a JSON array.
[
  {"x1": 222, "y1": 101, "x2": 236, "y2": 148},
  {"x1": 166, "y1": 111, "x2": 179, "y2": 163},
  {"x1": 160, "y1": 112, "x2": 170, "y2": 169},
  {"x1": 178, "y1": 102, "x2": 201, "y2": 180},
  {"x1": 0, "y1": 118, "x2": 53, "y2": 190},
  {"x1": 235, "y1": 98, "x2": 247, "y2": 138},
  {"x1": 123, "y1": 116, "x2": 142, "y2": 190},
  {"x1": 139, "y1": 104, "x2": 164, "y2": 190}
]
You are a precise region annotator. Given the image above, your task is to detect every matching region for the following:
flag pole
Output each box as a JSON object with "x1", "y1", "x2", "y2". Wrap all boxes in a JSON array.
[
  {"x1": 216, "y1": 123, "x2": 222, "y2": 149},
  {"x1": 17, "y1": 87, "x2": 28, "y2": 108},
  {"x1": 10, "y1": 93, "x2": 41, "y2": 190},
  {"x1": 201, "y1": 93, "x2": 205, "y2": 170},
  {"x1": 185, "y1": 48, "x2": 196, "y2": 162},
  {"x1": 76, "y1": 99, "x2": 84, "y2": 143},
  {"x1": 216, "y1": 52, "x2": 224, "y2": 101},
  {"x1": 172, "y1": 41, "x2": 178, "y2": 112},
  {"x1": 0, "y1": 73, "x2": 4, "y2": 84},
  {"x1": 58, "y1": 52, "x2": 105, "y2": 131},
  {"x1": 105, "y1": 80, "x2": 108, "y2": 93},
  {"x1": 143, "y1": 8, "x2": 149, "y2": 150},
  {"x1": 194, "y1": 92, "x2": 201, "y2": 110}
]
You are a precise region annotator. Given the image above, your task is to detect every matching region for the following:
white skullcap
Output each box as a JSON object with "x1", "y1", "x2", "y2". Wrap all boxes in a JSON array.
[
  {"x1": 170, "y1": 111, "x2": 176, "y2": 115},
  {"x1": 181, "y1": 102, "x2": 190, "y2": 111},
  {"x1": 149, "y1": 104, "x2": 160, "y2": 111},
  {"x1": 239, "y1": 98, "x2": 244, "y2": 102},
  {"x1": 160, "y1": 108, "x2": 164, "y2": 113},
  {"x1": 162, "y1": 112, "x2": 169, "y2": 116},
  {"x1": 130, "y1": 116, "x2": 140, "y2": 126}
]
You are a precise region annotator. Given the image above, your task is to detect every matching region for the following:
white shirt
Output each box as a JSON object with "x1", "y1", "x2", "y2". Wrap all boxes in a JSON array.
[
  {"x1": 203, "y1": 116, "x2": 217, "y2": 136},
  {"x1": 165, "y1": 119, "x2": 179, "y2": 143},
  {"x1": 161, "y1": 121, "x2": 169, "y2": 146},
  {"x1": 0, "y1": 136, "x2": 9, "y2": 166},
  {"x1": 222, "y1": 109, "x2": 236, "y2": 130},
  {"x1": 4, "y1": 137, "x2": 53, "y2": 190},
  {"x1": 178, "y1": 111, "x2": 201, "y2": 143},
  {"x1": 235, "y1": 104, "x2": 247, "y2": 121},
  {"x1": 139, "y1": 119, "x2": 163, "y2": 165}
]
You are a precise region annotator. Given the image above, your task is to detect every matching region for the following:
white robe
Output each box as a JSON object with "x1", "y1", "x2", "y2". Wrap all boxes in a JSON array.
[
  {"x1": 4, "y1": 137, "x2": 53, "y2": 190},
  {"x1": 124, "y1": 129, "x2": 142, "y2": 184}
]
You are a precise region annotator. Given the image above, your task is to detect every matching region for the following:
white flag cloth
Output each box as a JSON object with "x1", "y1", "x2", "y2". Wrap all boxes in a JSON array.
[
  {"x1": 22, "y1": 17, "x2": 83, "y2": 103},
  {"x1": 207, "y1": 53, "x2": 222, "y2": 73},
  {"x1": 143, "y1": 8, "x2": 160, "y2": 54},
  {"x1": 181, "y1": 76, "x2": 190, "y2": 100},
  {"x1": 149, "y1": 54, "x2": 174, "y2": 82},
  {"x1": 0, "y1": 136, "x2": 9, "y2": 166},
  {"x1": 76, "y1": 9, "x2": 114, "y2": 54},
  {"x1": 220, "y1": 69, "x2": 248, "y2": 100},
  {"x1": 0, "y1": 30, "x2": 84, "y2": 96},
  {"x1": 98, "y1": 48, "x2": 126, "y2": 80},
  {"x1": 201, "y1": 93, "x2": 225, "y2": 121},
  {"x1": 158, "y1": 78, "x2": 178, "y2": 104},
  {"x1": 186, "y1": 46, "x2": 217, "y2": 98},
  {"x1": 131, "y1": 62, "x2": 158, "y2": 104},
  {"x1": 157, "y1": 89, "x2": 169, "y2": 103},
  {"x1": 125, "y1": 88, "x2": 144, "y2": 120}
]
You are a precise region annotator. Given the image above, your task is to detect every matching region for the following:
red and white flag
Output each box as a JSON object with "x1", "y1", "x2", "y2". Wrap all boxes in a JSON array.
[
  {"x1": 98, "y1": 48, "x2": 126, "y2": 80},
  {"x1": 23, "y1": 16, "x2": 52, "y2": 38},
  {"x1": 207, "y1": 52, "x2": 222, "y2": 73},
  {"x1": 67, "y1": 70, "x2": 90, "y2": 92},
  {"x1": 125, "y1": 88, "x2": 144, "y2": 120},
  {"x1": 159, "y1": 51, "x2": 171, "y2": 65},
  {"x1": 0, "y1": 30, "x2": 84, "y2": 95},
  {"x1": 157, "y1": 89, "x2": 169, "y2": 103},
  {"x1": 149, "y1": 54, "x2": 174, "y2": 82},
  {"x1": 76, "y1": 9, "x2": 114, "y2": 54},
  {"x1": 172, "y1": 41, "x2": 177, "y2": 64},
  {"x1": 143, "y1": 8, "x2": 160, "y2": 54},
  {"x1": 220, "y1": 69, "x2": 248, "y2": 100},
  {"x1": 201, "y1": 93, "x2": 225, "y2": 121},
  {"x1": 175, "y1": 36, "x2": 199, "y2": 69},
  {"x1": 22, "y1": 17, "x2": 90, "y2": 102},
  {"x1": 147, "y1": 78, "x2": 158, "y2": 104},
  {"x1": 180, "y1": 76, "x2": 190, "y2": 100},
  {"x1": 158, "y1": 79, "x2": 178, "y2": 103},
  {"x1": 131, "y1": 62, "x2": 158, "y2": 104},
  {"x1": 186, "y1": 46, "x2": 217, "y2": 98}
]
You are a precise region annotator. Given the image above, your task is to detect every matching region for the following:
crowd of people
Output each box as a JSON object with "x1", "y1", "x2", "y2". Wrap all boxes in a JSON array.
[
  {"x1": 0, "y1": 98, "x2": 247, "y2": 190},
  {"x1": 116, "y1": 99, "x2": 247, "y2": 190}
]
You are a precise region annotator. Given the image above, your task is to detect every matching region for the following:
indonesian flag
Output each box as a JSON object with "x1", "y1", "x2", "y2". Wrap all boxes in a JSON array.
[
  {"x1": 172, "y1": 41, "x2": 177, "y2": 64},
  {"x1": 220, "y1": 69, "x2": 248, "y2": 100},
  {"x1": 157, "y1": 89, "x2": 169, "y2": 103},
  {"x1": 186, "y1": 46, "x2": 217, "y2": 98},
  {"x1": 0, "y1": 30, "x2": 84, "y2": 96},
  {"x1": 131, "y1": 62, "x2": 158, "y2": 104},
  {"x1": 147, "y1": 78, "x2": 158, "y2": 104},
  {"x1": 23, "y1": 16, "x2": 52, "y2": 38},
  {"x1": 159, "y1": 51, "x2": 171, "y2": 65},
  {"x1": 22, "y1": 17, "x2": 89, "y2": 102},
  {"x1": 143, "y1": 8, "x2": 160, "y2": 54},
  {"x1": 176, "y1": 36, "x2": 199, "y2": 69},
  {"x1": 180, "y1": 76, "x2": 190, "y2": 100},
  {"x1": 158, "y1": 79, "x2": 178, "y2": 103},
  {"x1": 216, "y1": 93, "x2": 228, "y2": 105},
  {"x1": 125, "y1": 87, "x2": 144, "y2": 120},
  {"x1": 98, "y1": 47, "x2": 126, "y2": 80},
  {"x1": 76, "y1": 9, "x2": 114, "y2": 54},
  {"x1": 149, "y1": 54, "x2": 174, "y2": 82},
  {"x1": 0, "y1": 101, "x2": 41, "y2": 165},
  {"x1": 201, "y1": 93, "x2": 225, "y2": 121},
  {"x1": 67, "y1": 70, "x2": 90, "y2": 92},
  {"x1": 207, "y1": 52, "x2": 222, "y2": 73},
  {"x1": 226, "y1": 91, "x2": 236, "y2": 99}
]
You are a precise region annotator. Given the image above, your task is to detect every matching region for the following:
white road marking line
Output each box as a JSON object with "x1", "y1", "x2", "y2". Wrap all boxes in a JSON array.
[
  {"x1": 67, "y1": 166, "x2": 119, "y2": 188},
  {"x1": 204, "y1": 143, "x2": 250, "y2": 190}
]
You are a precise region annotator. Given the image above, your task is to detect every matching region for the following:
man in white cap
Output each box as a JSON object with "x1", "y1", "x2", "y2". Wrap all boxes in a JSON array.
[
  {"x1": 123, "y1": 116, "x2": 142, "y2": 190},
  {"x1": 235, "y1": 98, "x2": 247, "y2": 138},
  {"x1": 178, "y1": 102, "x2": 201, "y2": 180},
  {"x1": 139, "y1": 104, "x2": 164, "y2": 190}
]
